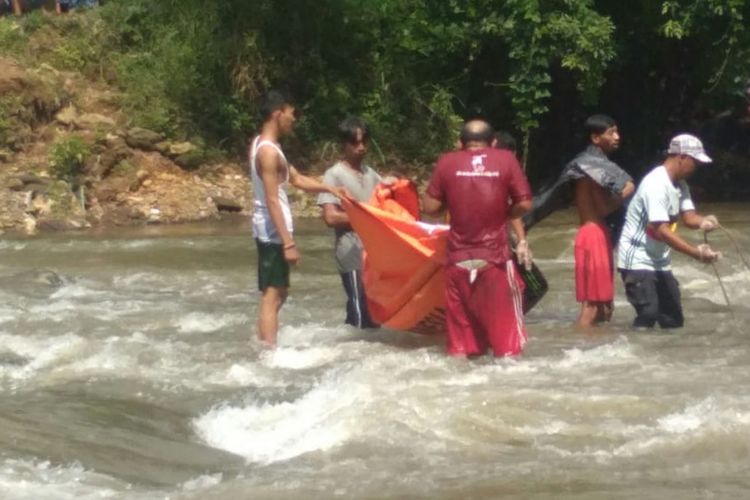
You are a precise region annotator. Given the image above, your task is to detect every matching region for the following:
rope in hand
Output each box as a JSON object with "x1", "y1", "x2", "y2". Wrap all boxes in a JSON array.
[
  {"x1": 704, "y1": 229, "x2": 734, "y2": 318},
  {"x1": 718, "y1": 224, "x2": 750, "y2": 272}
]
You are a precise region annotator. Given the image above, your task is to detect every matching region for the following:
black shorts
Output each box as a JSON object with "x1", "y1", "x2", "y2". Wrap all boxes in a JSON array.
[
  {"x1": 256, "y1": 239, "x2": 290, "y2": 291},
  {"x1": 620, "y1": 269, "x2": 683, "y2": 328}
]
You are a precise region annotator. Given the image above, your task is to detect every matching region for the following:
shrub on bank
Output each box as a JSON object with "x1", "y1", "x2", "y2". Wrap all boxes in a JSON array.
[{"x1": 49, "y1": 135, "x2": 89, "y2": 185}]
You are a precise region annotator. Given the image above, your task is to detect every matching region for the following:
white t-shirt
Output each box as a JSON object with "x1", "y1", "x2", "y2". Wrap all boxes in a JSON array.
[{"x1": 617, "y1": 165, "x2": 695, "y2": 271}]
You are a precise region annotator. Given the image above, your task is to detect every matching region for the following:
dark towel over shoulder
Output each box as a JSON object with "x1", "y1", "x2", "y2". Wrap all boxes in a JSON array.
[{"x1": 523, "y1": 145, "x2": 632, "y2": 236}]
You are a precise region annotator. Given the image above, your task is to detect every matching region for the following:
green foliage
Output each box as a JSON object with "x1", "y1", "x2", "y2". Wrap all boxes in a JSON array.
[
  {"x1": 0, "y1": 95, "x2": 31, "y2": 150},
  {"x1": 0, "y1": 18, "x2": 28, "y2": 53},
  {"x1": 0, "y1": 74, "x2": 66, "y2": 150},
  {"x1": 221, "y1": 100, "x2": 255, "y2": 138},
  {"x1": 111, "y1": 159, "x2": 136, "y2": 177},
  {"x1": 21, "y1": 10, "x2": 49, "y2": 34},
  {"x1": 46, "y1": 179, "x2": 77, "y2": 216},
  {"x1": 0, "y1": 9, "x2": 52, "y2": 52},
  {"x1": 0, "y1": 108, "x2": 12, "y2": 149},
  {"x1": 49, "y1": 136, "x2": 90, "y2": 184},
  {"x1": 115, "y1": 54, "x2": 182, "y2": 135},
  {"x1": 0, "y1": 89, "x2": 54, "y2": 150},
  {"x1": 659, "y1": 0, "x2": 748, "y2": 96},
  {"x1": 2, "y1": 0, "x2": 749, "y2": 183}
]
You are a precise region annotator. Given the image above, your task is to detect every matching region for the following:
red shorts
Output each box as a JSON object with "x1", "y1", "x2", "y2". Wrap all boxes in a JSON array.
[
  {"x1": 574, "y1": 222, "x2": 614, "y2": 303},
  {"x1": 444, "y1": 261, "x2": 527, "y2": 357}
]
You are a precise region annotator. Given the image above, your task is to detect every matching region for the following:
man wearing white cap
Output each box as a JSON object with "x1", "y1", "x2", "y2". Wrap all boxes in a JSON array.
[{"x1": 617, "y1": 134, "x2": 721, "y2": 328}]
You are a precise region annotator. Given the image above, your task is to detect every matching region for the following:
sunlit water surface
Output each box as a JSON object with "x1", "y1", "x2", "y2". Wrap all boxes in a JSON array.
[{"x1": 1, "y1": 206, "x2": 749, "y2": 500}]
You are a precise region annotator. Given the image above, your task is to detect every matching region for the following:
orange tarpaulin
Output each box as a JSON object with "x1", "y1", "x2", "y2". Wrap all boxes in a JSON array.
[
  {"x1": 341, "y1": 180, "x2": 449, "y2": 333},
  {"x1": 342, "y1": 179, "x2": 548, "y2": 334}
]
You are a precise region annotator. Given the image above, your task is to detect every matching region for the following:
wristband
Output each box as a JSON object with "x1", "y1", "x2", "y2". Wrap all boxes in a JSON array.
[{"x1": 283, "y1": 242, "x2": 296, "y2": 250}]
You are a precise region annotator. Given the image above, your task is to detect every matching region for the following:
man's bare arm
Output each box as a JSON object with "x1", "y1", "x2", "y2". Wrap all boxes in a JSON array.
[
  {"x1": 509, "y1": 218, "x2": 525, "y2": 243},
  {"x1": 509, "y1": 199, "x2": 532, "y2": 219},
  {"x1": 422, "y1": 192, "x2": 444, "y2": 216},
  {"x1": 650, "y1": 221, "x2": 715, "y2": 262},
  {"x1": 510, "y1": 216, "x2": 533, "y2": 270},
  {"x1": 289, "y1": 166, "x2": 346, "y2": 197},
  {"x1": 680, "y1": 210, "x2": 703, "y2": 230},
  {"x1": 321, "y1": 203, "x2": 351, "y2": 229}
]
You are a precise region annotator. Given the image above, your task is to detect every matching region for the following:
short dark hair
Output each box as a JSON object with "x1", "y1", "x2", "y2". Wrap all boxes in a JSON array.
[
  {"x1": 584, "y1": 114, "x2": 617, "y2": 136},
  {"x1": 494, "y1": 130, "x2": 517, "y2": 152},
  {"x1": 459, "y1": 120, "x2": 494, "y2": 146},
  {"x1": 338, "y1": 116, "x2": 370, "y2": 143},
  {"x1": 260, "y1": 90, "x2": 293, "y2": 122}
]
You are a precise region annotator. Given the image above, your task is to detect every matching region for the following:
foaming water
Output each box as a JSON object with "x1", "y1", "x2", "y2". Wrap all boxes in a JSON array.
[
  {"x1": 0, "y1": 212, "x2": 749, "y2": 498},
  {"x1": 195, "y1": 364, "x2": 368, "y2": 464},
  {"x1": 0, "y1": 458, "x2": 133, "y2": 500}
]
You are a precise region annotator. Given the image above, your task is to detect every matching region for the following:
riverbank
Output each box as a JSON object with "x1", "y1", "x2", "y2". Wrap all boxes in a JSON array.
[
  {"x1": 0, "y1": 51, "x2": 357, "y2": 235},
  {"x1": 0, "y1": 9, "x2": 440, "y2": 236},
  {"x1": 0, "y1": 28, "x2": 427, "y2": 236},
  {"x1": 0, "y1": 49, "x2": 246, "y2": 233}
]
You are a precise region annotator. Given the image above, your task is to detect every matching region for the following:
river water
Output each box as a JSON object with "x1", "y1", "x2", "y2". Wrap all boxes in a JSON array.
[{"x1": 1, "y1": 205, "x2": 749, "y2": 500}]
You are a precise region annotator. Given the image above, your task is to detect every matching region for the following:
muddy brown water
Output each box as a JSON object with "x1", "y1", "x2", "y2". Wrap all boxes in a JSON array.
[{"x1": 0, "y1": 205, "x2": 749, "y2": 499}]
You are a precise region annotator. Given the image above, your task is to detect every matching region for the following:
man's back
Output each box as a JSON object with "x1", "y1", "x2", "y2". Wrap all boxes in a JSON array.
[
  {"x1": 427, "y1": 147, "x2": 531, "y2": 264},
  {"x1": 575, "y1": 177, "x2": 615, "y2": 224}
]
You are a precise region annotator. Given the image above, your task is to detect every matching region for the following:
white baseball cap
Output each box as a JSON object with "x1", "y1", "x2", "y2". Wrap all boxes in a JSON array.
[{"x1": 667, "y1": 134, "x2": 712, "y2": 163}]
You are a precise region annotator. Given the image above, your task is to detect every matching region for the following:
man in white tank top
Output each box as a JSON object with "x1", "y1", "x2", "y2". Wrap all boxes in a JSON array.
[{"x1": 251, "y1": 90, "x2": 346, "y2": 346}]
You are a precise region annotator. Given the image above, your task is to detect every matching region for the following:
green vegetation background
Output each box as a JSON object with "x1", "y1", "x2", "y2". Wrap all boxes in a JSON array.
[{"x1": 1, "y1": 0, "x2": 748, "y2": 194}]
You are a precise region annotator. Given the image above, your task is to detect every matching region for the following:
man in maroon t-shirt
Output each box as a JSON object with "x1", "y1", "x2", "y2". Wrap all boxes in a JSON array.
[{"x1": 423, "y1": 119, "x2": 533, "y2": 357}]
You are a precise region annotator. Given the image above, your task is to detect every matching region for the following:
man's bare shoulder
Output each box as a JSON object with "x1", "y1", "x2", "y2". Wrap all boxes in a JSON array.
[{"x1": 256, "y1": 145, "x2": 281, "y2": 169}]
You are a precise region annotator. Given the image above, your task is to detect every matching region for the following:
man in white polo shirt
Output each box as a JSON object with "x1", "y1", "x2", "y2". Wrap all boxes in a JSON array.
[{"x1": 617, "y1": 134, "x2": 721, "y2": 328}]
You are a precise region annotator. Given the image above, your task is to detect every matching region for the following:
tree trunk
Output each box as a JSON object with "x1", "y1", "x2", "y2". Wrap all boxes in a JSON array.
[{"x1": 12, "y1": 0, "x2": 22, "y2": 15}]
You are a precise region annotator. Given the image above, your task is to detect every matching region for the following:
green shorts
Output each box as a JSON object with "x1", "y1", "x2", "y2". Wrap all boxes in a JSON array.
[{"x1": 256, "y1": 239, "x2": 290, "y2": 291}]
